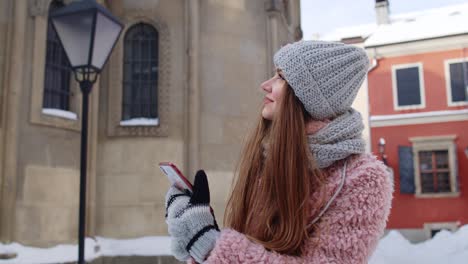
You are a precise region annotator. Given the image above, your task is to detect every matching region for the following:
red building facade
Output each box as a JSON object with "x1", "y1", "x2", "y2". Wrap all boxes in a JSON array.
[
  {"x1": 321, "y1": 0, "x2": 468, "y2": 241},
  {"x1": 368, "y1": 47, "x2": 468, "y2": 239}
]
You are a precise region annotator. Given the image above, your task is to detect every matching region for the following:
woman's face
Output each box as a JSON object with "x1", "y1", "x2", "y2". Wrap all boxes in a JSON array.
[{"x1": 261, "y1": 69, "x2": 287, "y2": 120}]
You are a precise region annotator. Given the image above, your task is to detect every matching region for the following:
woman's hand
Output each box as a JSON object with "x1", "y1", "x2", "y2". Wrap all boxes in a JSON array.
[{"x1": 165, "y1": 170, "x2": 220, "y2": 263}]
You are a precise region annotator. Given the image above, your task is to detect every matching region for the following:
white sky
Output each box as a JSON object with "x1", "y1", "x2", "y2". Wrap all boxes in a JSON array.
[{"x1": 300, "y1": 0, "x2": 468, "y2": 40}]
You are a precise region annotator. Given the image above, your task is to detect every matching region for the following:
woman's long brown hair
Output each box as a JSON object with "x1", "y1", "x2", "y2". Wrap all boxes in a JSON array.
[{"x1": 224, "y1": 83, "x2": 326, "y2": 256}]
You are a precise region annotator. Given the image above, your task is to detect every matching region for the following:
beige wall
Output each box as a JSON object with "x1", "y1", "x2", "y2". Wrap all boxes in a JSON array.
[
  {"x1": 13, "y1": 0, "x2": 84, "y2": 246},
  {"x1": 0, "y1": 0, "x2": 9, "y2": 244},
  {"x1": 198, "y1": 0, "x2": 270, "y2": 224},
  {"x1": 0, "y1": 0, "x2": 102, "y2": 245},
  {"x1": 96, "y1": 0, "x2": 298, "y2": 238},
  {"x1": 0, "y1": 0, "x2": 11, "y2": 189},
  {"x1": 0, "y1": 0, "x2": 10, "y2": 111},
  {"x1": 0, "y1": 0, "x2": 299, "y2": 246},
  {"x1": 96, "y1": 0, "x2": 187, "y2": 238}
]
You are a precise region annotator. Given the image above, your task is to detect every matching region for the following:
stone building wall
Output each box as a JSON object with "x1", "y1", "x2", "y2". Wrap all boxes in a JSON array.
[{"x1": 0, "y1": 0, "x2": 300, "y2": 247}]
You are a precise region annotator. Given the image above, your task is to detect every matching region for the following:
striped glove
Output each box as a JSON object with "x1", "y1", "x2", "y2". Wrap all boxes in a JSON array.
[{"x1": 165, "y1": 170, "x2": 220, "y2": 263}]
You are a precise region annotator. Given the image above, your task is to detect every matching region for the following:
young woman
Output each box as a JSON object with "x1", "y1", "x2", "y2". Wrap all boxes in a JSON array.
[{"x1": 165, "y1": 40, "x2": 393, "y2": 263}]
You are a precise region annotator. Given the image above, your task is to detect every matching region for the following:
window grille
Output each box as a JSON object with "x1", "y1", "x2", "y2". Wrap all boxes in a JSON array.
[
  {"x1": 122, "y1": 23, "x2": 159, "y2": 120},
  {"x1": 418, "y1": 150, "x2": 451, "y2": 193},
  {"x1": 43, "y1": 0, "x2": 72, "y2": 110}
]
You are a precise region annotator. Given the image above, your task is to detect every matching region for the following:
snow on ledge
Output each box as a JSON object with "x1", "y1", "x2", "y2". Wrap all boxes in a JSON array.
[
  {"x1": 120, "y1": 118, "x2": 159, "y2": 126},
  {"x1": 42, "y1": 108, "x2": 78, "y2": 120}
]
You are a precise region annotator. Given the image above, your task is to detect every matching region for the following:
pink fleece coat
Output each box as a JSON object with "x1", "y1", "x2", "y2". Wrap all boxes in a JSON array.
[{"x1": 197, "y1": 153, "x2": 393, "y2": 264}]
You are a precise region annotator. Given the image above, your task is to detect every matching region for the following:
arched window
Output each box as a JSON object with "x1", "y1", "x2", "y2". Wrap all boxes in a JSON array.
[
  {"x1": 43, "y1": 0, "x2": 72, "y2": 110},
  {"x1": 122, "y1": 23, "x2": 159, "y2": 121}
]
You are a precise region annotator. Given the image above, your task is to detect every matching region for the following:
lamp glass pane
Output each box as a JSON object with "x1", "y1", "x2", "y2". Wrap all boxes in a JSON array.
[
  {"x1": 92, "y1": 13, "x2": 122, "y2": 69},
  {"x1": 52, "y1": 12, "x2": 93, "y2": 67}
]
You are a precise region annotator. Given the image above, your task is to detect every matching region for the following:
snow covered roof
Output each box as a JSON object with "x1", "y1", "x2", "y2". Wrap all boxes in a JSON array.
[
  {"x1": 321, "y1": 23, "x2": 377, "y2": 42},
  {"x1": 320, "y1": 3, "x2": 468, "y2": 47}
]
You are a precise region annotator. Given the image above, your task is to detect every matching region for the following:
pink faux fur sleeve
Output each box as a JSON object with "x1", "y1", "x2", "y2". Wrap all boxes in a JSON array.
[{"x1": 202, "y1": 154, "x2": 393, "y2": 264}]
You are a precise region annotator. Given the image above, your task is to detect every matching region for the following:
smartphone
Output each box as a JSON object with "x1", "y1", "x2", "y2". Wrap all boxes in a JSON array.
[{"x1": 158, "y1": 162, "x2": 193, "y2": 191}]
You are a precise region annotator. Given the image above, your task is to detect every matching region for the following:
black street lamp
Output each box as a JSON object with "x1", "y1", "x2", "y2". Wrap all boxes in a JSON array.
[{"x1": 49, "y1": 1, "x2": 123, "y2": 263}]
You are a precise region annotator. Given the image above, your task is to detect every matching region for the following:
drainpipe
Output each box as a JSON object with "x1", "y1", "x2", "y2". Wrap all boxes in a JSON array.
[
  {"x1": 368, "y1": 48, "x2": 380, "y2": 72},
  {"x1": 366, "y1": 48, "x2": 379, "y2": 154},
  {"x1": 463, "y1": 47, "x2": 468, "y2": 105},
  {"x1": 369, "y1": 58, "x2": 379, "y2": 72}
]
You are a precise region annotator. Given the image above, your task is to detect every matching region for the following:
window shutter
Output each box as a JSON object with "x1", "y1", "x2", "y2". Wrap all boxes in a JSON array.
[
  {"x1": 398, "y1": 146, "x2": 415, "y2": 194},
  {"x1": 453, "y1": 146, "x2": 459, "y2": 192}
]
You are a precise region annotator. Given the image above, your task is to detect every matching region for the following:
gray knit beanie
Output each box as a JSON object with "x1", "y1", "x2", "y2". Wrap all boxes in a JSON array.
[{"x1": 273, "y1": 40, "x2": 369, "y2": 120}]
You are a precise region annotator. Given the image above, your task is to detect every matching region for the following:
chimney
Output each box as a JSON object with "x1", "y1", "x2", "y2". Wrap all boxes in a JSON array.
[{"x1": 375, "y1": 0, "x2": 390, "y2": 25}]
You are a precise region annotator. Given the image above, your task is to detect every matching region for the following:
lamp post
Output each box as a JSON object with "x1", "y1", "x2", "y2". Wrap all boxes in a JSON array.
[
  {"x1": 49, "y1": 1, "x2": 123, "y2": 263},
  {"x1": 378, "y1": 137, "x2": 388, "y2": 165}
]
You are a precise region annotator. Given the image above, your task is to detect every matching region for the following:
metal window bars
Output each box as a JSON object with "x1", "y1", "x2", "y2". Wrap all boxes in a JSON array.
[
  {"x1": 43, "y1": 1, "x2": 72, "y2": 111},
  {"x1": 122, "y1": 23, "x2": 159, "y2": 121}
]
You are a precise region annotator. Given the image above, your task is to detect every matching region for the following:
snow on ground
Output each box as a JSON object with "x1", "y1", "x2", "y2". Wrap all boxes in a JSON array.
[
  {"x1": 369, "y1": 224, "x2": 468, "y2": 264},
  {"x1": 0, "y1": 238, "x2": 99, "y2": 264},
  {"x1": 1, "y1": 226, "x2": 467, "y2": 263},
  {"x1": 0, "y1": 236, "x2": 171, "y2": 264}
]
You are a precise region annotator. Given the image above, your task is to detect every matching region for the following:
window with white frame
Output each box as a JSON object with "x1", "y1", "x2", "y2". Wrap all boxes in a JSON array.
[
  {"x1": 445, "y1": 59, "x2": 468, "y2": 106},
  {"x1": 410, "y1": 135, "x2": 458, "y2": 197},
  {"x1": 392, "y1": 63, "x2": 425, "y2": 110}
]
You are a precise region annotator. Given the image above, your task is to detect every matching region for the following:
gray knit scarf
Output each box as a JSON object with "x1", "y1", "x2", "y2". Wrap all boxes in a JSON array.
[{"x1": 308, "y1": 108, "x2": 366, "y2": 169}]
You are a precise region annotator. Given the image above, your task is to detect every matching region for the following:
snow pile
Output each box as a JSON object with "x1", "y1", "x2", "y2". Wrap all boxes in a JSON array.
[
  {"x1": 0, "y1": 238, "x2": 98, "y2": 264},
  {"x1": 370, "y1": 225, "x2": 468, "y2": 264},
  {"x1": 1, "y1": 226, "x2": 468, "y2": 263},
  {"x1": 0, "y1": 236, "x2": 171, "y2": 264},
  {"x1": 97, "y1": 236, "x2": 171, "y2": 256}
]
